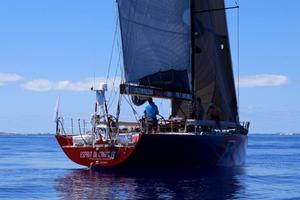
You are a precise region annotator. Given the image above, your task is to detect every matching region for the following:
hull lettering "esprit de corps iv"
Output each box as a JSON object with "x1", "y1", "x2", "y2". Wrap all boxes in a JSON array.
[{"x1": 80, "y1": 151, "x2": 117, "y2": 159}]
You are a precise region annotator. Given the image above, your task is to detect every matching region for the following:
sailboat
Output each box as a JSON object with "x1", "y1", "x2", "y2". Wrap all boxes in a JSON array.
[{"x1": 56, "y1": 0, "x2": 249, "y2": 168}]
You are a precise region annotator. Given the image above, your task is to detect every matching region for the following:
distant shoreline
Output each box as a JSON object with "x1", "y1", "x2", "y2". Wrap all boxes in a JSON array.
[{"x1": 0, "y1": 132, "x2": 53, "y2": 135}]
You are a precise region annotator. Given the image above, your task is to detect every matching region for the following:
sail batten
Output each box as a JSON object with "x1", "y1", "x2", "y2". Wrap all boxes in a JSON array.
[{"x1": 121, "y1": 18, "x2": 189, "y2": 36}]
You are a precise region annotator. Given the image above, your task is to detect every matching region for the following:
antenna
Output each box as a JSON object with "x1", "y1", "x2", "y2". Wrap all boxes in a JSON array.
[{"x1": 93, "y1": 72, "x2": 95, "y2": 89}]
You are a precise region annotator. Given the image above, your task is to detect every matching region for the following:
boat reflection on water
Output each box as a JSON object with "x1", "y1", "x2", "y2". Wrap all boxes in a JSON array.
[{"x1": 55, "y1": 167, "x2": 245, "y2": 199}]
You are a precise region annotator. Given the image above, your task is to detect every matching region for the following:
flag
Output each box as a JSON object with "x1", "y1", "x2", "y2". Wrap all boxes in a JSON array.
[{"x1": 53, "y1": 96, "x2": 60, "y2": 122}]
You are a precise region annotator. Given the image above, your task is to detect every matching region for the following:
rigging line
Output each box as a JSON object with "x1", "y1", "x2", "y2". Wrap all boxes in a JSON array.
[
  {"x1": 194, "y1": 5, "x2": 239, "y2": 14},
  {"x1": 114, "y1": 3, "x2": 125, "y2": 86},
  {"x1": 109, "y1": 68, "x2": 118, "y2": 104},
  {"x1": 124, "y1": 95, "x2": 140, "y2": 122},
  {"x1": 108, "y1": 90, "x2": 118, "y2": 110},
  {"x1": 113, "y1": 0, "x2": 124, "y2": 74},
  {"x1": 108, "y1": 29, "x2": 124, "y2": 110},
  {"x1": 128, "y1": 96, "x2": 139, "y2": 120},
  {"x1": 108, "y1": 71, "x2": 122, "y2": 110},
  {"x1": 107, "y1": 2, "x2": 123, "y2": 109},
  {"x1": 107, "y1": 3, "x2": 126, "y2": 112},
  {"x1": 115, "y1": 93, "x2": 122, "y2": 122},
  {"x1": 236, "y1": 0, "x2": 240, "y2": 113},
  {"x1": 105, "y1": 15, "x2": 119, "y2": 85},
  {"x1": 174, "y1": 100, "x2": 188, "y2": 119},
  {"x1": 116, "y1": 24, "x2": 125, "y2": 84},
  {"x1": 107, "y1": 19, "x2": 121, "y2": 105}
]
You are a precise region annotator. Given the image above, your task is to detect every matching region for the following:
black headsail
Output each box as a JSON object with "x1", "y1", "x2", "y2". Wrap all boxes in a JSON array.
[
  {"x1": 117, "y1": 0, "x2": 192, "y2": 100},
  {"x1": 172, "y1": 0, "x2": 239, "y2": 123}
]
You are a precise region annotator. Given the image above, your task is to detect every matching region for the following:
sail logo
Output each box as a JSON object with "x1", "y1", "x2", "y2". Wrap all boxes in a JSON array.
[{"x1": 130, "y1": 87, "x2": 154, "y2": 96}]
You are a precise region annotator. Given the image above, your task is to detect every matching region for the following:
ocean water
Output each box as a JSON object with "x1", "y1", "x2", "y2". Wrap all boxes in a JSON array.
[{"x1": 0, "y1": 134, "x2": 299, "y2": 200}]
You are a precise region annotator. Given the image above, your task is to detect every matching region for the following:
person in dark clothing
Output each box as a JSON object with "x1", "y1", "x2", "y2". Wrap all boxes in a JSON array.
[
  {"x1": 207, "y1": 103, "x2": 222, "y2": 129},
  {"x1": 195, "y1": 97, "x2": 204, "y2": 120}
]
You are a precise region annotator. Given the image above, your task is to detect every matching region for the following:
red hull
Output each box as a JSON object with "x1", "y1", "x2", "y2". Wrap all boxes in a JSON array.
[
  {"x1": 55, "y1": 135, "x2": 138, "y2": 167},
  {"x1": 56, "y1": 133, "x2": 247, "y2": 168}
]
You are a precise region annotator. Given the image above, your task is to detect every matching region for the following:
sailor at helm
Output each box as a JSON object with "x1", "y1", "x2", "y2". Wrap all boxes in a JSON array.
[{"x1": 145, "y1": 97, "x2": 159, "y2": 133}]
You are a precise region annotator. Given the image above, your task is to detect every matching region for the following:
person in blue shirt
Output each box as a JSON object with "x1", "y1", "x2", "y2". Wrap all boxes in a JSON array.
[{"x1": 145, "y1": 97, "x2": 159, "y2": 133}]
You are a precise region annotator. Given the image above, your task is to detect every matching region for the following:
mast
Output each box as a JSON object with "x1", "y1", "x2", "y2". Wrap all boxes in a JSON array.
[
  {"x1": 190, "y1": 0, "x2": 195, "y2": 99},
  {"x1": 170, "y1": 0, "x2": 196, "y2": 118}
]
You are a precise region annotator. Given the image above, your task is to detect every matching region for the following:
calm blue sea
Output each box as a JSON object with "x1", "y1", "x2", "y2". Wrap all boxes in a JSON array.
[{"x1": 0, "y1": 134, "x2": 300, "y2": 200}]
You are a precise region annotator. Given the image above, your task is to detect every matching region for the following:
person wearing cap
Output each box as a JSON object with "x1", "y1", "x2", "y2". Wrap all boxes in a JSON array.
[
  {"x1": 145, "y1": 97, "x2": 159, "y2": 133},
  {"x1": 207, "y1": 103, "x2": 222, "y2": 129}
]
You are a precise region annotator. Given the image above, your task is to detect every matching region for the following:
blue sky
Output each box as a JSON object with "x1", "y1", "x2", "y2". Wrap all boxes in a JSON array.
[{"x1": 0, "y1": 0, "x2": 299, "y2": 134}]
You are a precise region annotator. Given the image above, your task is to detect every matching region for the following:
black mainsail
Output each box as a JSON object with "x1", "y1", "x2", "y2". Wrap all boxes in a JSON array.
[
  {"x1": 117, "y1": 0, "x2": 192, "y2": 98},
  {"x1": 172, "y1": 0, "x2": 238, "y2": 123}
]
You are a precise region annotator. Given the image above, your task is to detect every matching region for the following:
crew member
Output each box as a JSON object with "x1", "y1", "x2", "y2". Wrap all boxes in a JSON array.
[
  {"x1": 207, "y1": 103, "x2": 222, "y2": 129},
  {"x1": 140, "y1": 110, "x2": 147, "y2": 133},
  {"x1": 145, "y1": 97, "x2": 159, "y2": 133},
  {"x1": 195, "y1": 97, "x2": 204, "y2": 120}
]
